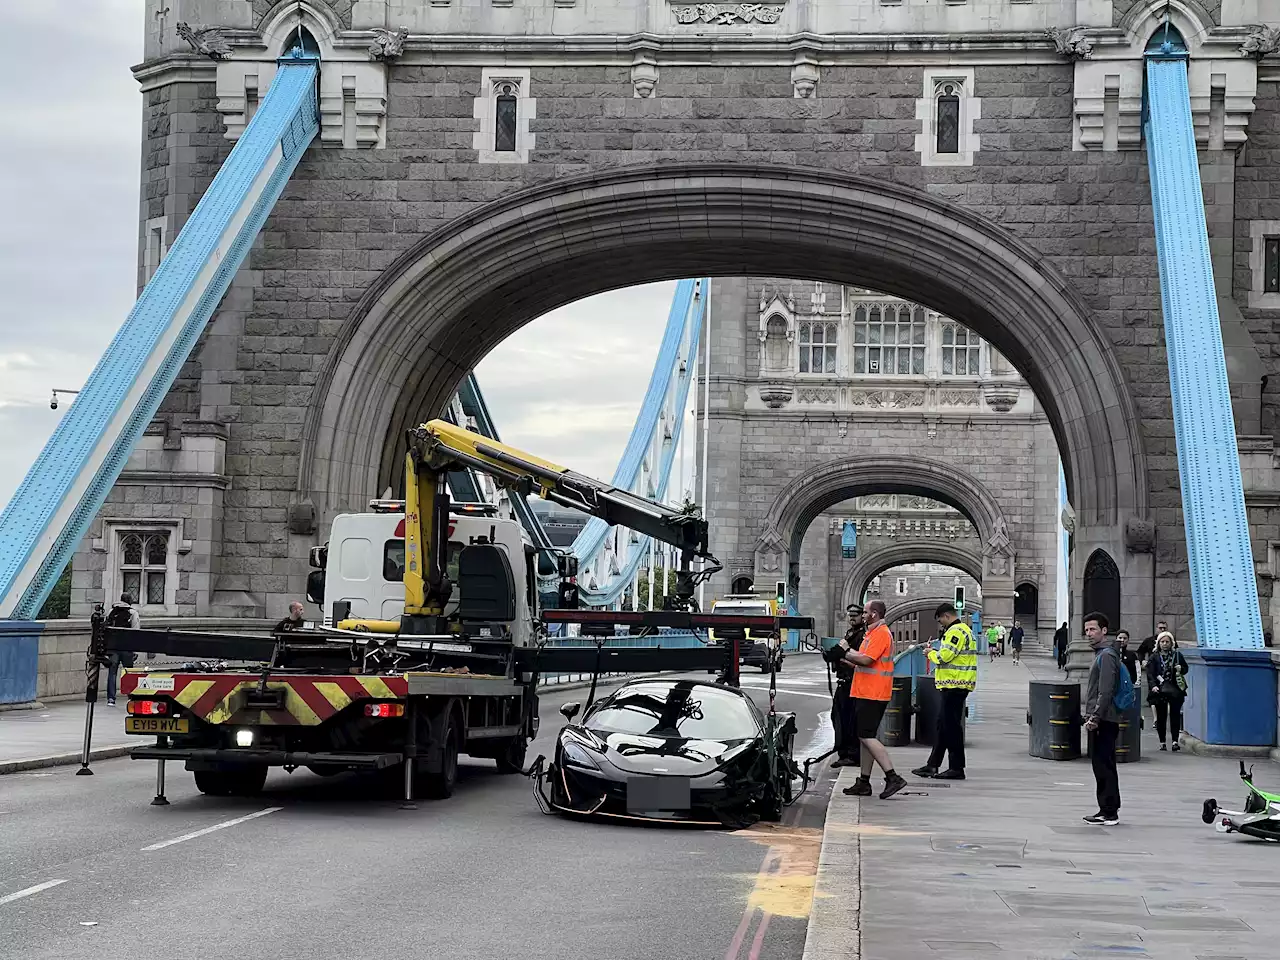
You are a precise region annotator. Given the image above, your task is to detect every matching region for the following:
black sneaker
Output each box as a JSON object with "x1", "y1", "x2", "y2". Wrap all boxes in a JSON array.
[
  {"x1": 1171, "y1": 743, "x2": 1181, "y2": 753},
  {"x1": 880, "y1": 771, "x2": 908, "y2": 799},
  {"x1": 843, "y1": 776, "x2": 872, "y2": 797},
  {"x1": 1083, "y1": 813, "x2": 1119, "y2": 825},
  {"x1": 106, "y1": 699, "x2": 116, "y2": 707},
  {"x1": 933, "y1": 769, "x2": 966, "y2": 780},
  {"x1": 1159, "y1": 743, "x2": 1167, "y2": 751},
  {"x1": 832, "y1": 757, "x2": 856, "y2": 768},
  {"x1": 910, "y1": 765, "x2": 938, "y2": 778}
]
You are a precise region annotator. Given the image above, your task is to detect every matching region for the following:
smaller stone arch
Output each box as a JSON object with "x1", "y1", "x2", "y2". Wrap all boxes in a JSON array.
[
  {"x1": 841, "y1": 540, "x2": 985, "y2": 610},
  {"x1": 886, "y1": 596, "x2": 983, "y2": 626}
]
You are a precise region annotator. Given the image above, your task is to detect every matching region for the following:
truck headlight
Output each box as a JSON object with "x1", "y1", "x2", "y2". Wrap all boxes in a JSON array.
[{"x1": 235, "y1": 729, "x2": 254, "y2": 747}]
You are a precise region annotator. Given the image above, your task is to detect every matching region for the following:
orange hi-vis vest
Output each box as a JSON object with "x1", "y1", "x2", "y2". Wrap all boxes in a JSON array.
[{"x1": 851, "y1": 623, "x2": 894, "y2": 701}]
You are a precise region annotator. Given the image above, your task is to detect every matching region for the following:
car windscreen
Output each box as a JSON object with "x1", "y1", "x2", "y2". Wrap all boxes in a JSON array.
[
  {"x1": 585, "y1": 682, "x2": 759, "y2": 740},
  {"x1": 714, "y1": 603, "x2": 771, "y2": 617}
]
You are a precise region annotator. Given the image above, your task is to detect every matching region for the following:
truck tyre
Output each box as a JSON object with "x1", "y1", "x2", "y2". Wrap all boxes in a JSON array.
[
  {"x1": 759, "y1": 785, "x2": 784, "y2": 822},
  {"x1": 494, "y1": 736, "x2": 527, "y2": 775},
  {"x1": 421, "y1": 715, "x2": 460, "y2": 799}
]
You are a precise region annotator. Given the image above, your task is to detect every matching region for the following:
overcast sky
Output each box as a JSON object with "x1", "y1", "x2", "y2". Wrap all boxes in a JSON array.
[{"x1": 0, "y1": 1, "x2": 675, "y2": 509}]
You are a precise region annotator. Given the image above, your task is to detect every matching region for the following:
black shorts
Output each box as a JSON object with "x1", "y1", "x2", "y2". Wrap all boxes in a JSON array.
[
  {"x1": 854, "y1": 697, "x2": 889, "y2": 739},
  {"x1": 1011, "y1": 639, "x2": 1023, "y2": 650}
]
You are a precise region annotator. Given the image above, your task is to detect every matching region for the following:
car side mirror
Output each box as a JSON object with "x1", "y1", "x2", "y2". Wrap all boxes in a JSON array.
[{"x1": 560, "y1": 702, "x2": 581, "y2": 721}]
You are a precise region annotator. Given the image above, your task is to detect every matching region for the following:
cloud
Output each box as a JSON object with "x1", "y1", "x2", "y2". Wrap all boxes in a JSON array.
[{"x1": 0, "y1": 2, "x2": 685, "y2": 519}]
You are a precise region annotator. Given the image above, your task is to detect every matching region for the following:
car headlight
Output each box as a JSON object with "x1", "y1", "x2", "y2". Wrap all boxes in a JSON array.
[{"x1": 560, "y1": 740, "x2": 601, "y2": 771}]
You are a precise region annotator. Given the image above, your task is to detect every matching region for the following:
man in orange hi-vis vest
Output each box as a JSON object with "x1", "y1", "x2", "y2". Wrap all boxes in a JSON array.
[{"x1": 832, "y1": 599, "x2": 910, "y2": 800}]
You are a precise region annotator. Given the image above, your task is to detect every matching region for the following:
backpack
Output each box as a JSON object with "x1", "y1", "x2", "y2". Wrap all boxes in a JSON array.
[
  {"x1": 105, "y1": 605, "x2": 134, "y2": 629},
  {"x1": 1100, "y1": 647, "x2": 1136, "y2": 711}
]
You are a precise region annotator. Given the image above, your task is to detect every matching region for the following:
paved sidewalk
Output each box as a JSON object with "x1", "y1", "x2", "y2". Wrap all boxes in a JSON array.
[
  {"x1": 0, "y1": 698, "x2": 133, "y2": 773},
  {"x1": 805, "y1": 654, "x2": 1280, "y2": 960}
]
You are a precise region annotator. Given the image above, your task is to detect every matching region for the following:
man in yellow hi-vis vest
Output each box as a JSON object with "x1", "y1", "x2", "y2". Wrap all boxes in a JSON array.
[{"x1": 912, "y1": 602, "x2": 978, "y2": 781}]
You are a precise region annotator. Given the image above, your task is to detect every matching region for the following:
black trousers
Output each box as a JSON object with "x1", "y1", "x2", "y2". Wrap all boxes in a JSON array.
[
  {"x1": 1153, "y1": 697, "x2": 1184, "y2": 744},
  {"x1": 1091, "y1": 720, "x2": 1121, "y2": 817},
  {"x1": 926, "y1": 688, "x2": 968, "y2": 772},
  {"x1": 832, "y1": 684, "x2": 860, "y2": 762}
]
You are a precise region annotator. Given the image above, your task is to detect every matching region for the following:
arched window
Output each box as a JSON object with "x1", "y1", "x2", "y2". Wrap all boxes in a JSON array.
[
  {"x1": 285, "y1": 25, "x2": 321, "y2": 57},
  {"x1": 764, "y1": 315, "x2": 789, "y2": 370},
  {"x1": 118, "y1": 531, "x2": 171, "y2": 608},
  {"x1": 1082, "y1": 550, "x2": 1121, "y2": 635},
  {"x1": 936, "y1": 82, "x2": 960, "y2": 155},
  {"x1": 731, "y1": 575, "x2": 754, "y2": 595},
  {"x1": 495, "y1": 81, "x2": 518, "y2": 153}
]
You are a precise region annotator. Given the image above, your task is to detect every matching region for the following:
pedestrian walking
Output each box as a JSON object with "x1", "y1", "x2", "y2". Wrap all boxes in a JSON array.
[
  {"x1": 1116, "y1": 630, "x2": 1139, "y2": 684},
  {"x1": 103, "y1": 592, "x2": 141, "y2": 706},
  {"x1": 1082, "y1": 611, "x2": 1132, "y2": 825},
  {"x1": 912, "y1": 603, "x2": 977, "y2": 780},
  {"x1": 837, "y1": 600, "x2": 909, "y2": 800},
  {"x1": 995, "y1": 621, "x2": 1007, "y2": 657},
  {"x1": 1009, "y1": 620, "x2": 1024, "y2": 664},
  {"x1": 1146, "y1": 631, "x2": 1188, "y2": 752},
  {"x1": 1054, "y1": 621, "x2": 1069, "y2": 670},
  {"x1": 1137, "y1": 620, "x2": 1170, "y2": 725},
  {"x1": 825, "y1": 604, "x2": 864, "y2": 768}
]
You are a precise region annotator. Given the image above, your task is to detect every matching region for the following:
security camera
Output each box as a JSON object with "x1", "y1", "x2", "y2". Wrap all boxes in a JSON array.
[{"x1": 50, "y1": 391, "x2": 58, "y2": 410}]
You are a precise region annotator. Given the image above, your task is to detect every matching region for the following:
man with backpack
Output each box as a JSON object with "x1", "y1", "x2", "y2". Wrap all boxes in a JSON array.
[
  {"x1": 103, "y1": 592, "x2": 141, "y2": 706},
  {"x1": 1082, "y1": 611, "x2": 1133, "y2": 825}
]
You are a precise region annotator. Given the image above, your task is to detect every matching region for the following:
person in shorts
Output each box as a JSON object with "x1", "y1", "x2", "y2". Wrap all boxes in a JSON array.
[{"x1": 835, "y1": 600, "x2": 909, "y2": 800}]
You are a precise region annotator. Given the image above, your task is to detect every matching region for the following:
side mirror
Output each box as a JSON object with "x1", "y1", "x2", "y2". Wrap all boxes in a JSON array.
[
  {"x1": 306, "y1": 570, "x2": 325, "y2": 606},
  {"x1": 560, "y1": 702, "x2": 581, "y2": 721}
]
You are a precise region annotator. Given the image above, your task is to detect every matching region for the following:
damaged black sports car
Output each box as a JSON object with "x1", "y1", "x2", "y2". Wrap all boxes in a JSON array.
[{"x1": 533, "y1": 678, "x2": 799, "y2": 826}]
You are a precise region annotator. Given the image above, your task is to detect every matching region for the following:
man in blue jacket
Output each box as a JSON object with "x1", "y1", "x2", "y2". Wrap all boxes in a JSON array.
[{"x1": 1082, "y1": 611, "x2": 1122, "y2": 825}]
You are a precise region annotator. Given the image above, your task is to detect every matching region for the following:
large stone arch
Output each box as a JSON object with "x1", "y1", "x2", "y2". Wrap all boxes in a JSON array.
[
  {"x1": 296, "y1": 163, "x2": 1149, "y2": 629},
  {"x1": 841, "y1": 541, "x2": 986, "y2": 611}
]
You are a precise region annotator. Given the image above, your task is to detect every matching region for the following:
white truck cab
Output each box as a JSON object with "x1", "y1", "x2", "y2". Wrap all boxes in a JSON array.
[{"x1": 308, "y1": 501, "x2": 539, "y2": 645}]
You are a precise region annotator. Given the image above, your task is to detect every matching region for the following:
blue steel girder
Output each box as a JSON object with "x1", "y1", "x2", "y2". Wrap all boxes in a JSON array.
[
  {"x1": 574, "y1": 279, "x2": 707, "y2": 607},
  {"x1": 0, "y1": 52, "x2": 321, "y2": 619},
  {"x1": 1143, "y1": 50, "x2": 1263, "y2": 649}
]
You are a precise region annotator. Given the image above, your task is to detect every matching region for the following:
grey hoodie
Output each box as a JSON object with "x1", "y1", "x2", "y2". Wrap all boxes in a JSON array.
[{"x1": 1084, "y1": 638, "x2": 1123, "y2": 723}]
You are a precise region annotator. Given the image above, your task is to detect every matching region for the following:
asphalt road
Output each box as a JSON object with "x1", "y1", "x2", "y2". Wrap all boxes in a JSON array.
[{"x1": 0, "y1": 655, "x2": 838, "y2": 960}]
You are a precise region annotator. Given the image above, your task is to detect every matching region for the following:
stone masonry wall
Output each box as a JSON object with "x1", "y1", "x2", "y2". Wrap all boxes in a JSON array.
[{"x1": 85, "y1": 47, "x2": 1280, "y2": 629}]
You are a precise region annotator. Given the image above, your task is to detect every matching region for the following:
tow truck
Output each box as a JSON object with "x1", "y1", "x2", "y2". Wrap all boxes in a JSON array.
[{"x1": 84, "y1": 420, "x2": 813, "y2": 806}]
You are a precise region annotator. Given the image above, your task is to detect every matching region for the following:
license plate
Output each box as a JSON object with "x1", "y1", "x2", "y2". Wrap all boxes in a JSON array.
[
  {"x1": 125, "y1": 717, "x2": 189, "y2": 735},
  {"x1": 626, "y1": 776, "x2": 691, "y2": 812}
]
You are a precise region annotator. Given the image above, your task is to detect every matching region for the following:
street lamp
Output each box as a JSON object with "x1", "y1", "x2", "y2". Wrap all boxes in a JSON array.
[{"x1": 49, "y1": 389, "x2": 79, "y2": 411}]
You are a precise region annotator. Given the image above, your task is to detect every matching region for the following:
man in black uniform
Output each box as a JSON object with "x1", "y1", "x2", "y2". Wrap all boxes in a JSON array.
[{"x1": 826, "y1": 603, "x2": 865, "y2": 767}]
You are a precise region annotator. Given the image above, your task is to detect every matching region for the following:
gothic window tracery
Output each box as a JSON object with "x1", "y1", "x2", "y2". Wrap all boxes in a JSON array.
[
  {"x1": 852, "y1": 303, "x2": 924, "y2": 375},
  {"x1": 798, "y1": 321, "x2": 838, "y2": 374}
]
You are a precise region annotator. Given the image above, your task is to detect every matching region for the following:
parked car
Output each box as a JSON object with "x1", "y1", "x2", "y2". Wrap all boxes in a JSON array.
[{"x1": 536, "y1": 678, "x2": 798, "y2": 826}]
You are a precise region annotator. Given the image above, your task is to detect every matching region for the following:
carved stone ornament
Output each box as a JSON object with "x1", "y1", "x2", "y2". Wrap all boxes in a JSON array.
[
  {"x1": 1060, "y1": 504, "x2": 1076, "y2": 535},
  {"x1": 1241, "y1": 26, "x2": 1280, "y2": 59},
  {"x1": 939, "y1": 389, "x2": 980, "y2": 407},
  {"x1": 368, "y1": 27, "x2": 409, "y2": 61},
  {"x1": 758, "y1": 381, "x2": 793, "y2": 409},
  {"x1": 1125, "y1": 516, "x2": 1156, "y2": 554},
  {"x1": 792, "y1": 55, "x2": 819, "y2": 99},
  {"x1": 796, "y1": 386, "x2": 836, "y2": 404},
  {"x1": 631, "y1": 54, "x2": 659, "y2": 99},
  {"x1": 176, "y1": 22, "x2": 233, "y2": 59},
  {"x1": 987, "y1": 515, "x2": 1013, "y2": 559},
  {"x1": 849, "y1": 389, "x2": 924, "y2": 409},
  {"x1": 1045, "y1": 26, "x2": 1094, "y2": 60},
  {"x1": 674, "y1": 3, "x2": 784, "y2": 25},
  {"x1": 982, "y1": 382, "x2": 1020, "y2": 413}
]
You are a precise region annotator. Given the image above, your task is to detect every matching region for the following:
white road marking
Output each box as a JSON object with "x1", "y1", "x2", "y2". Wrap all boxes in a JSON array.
[
  {"x1": 0, "y1": 879, "x2": 67, "y2": 906},
  {"x1": 141, "y1": 806, "x2": 282, "y2": 852}
]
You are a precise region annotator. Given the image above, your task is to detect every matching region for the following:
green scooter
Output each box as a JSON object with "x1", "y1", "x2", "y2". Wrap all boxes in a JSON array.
[{"x1": 1203, "y1": 762, "x2": 1280, "y2": 842}]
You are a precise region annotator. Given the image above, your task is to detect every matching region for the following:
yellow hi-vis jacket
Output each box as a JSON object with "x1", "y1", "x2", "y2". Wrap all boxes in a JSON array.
[{"x1": 929, "y1": 621, "x2": 978, "y2": 691}]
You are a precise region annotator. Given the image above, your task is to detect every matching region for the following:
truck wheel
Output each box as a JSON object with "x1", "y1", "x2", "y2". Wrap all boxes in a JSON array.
[
  {"x1": 759, "y1": 785, "x2": 784, "y2": 822},
  {"x1": 494, "y1": 737, "x2": 528, "y2": 775},
  {"x1": 193, "y1": 770, "x2": 230, "y2": 796},
  {"x1": 421, "y1": 716, "x2": 460, "y2": 799}
]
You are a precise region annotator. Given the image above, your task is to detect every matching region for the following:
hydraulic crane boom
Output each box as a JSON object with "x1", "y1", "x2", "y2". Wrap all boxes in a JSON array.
[{"x1": 401, "y1": 419, "x2": 720, "y2": 632}]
